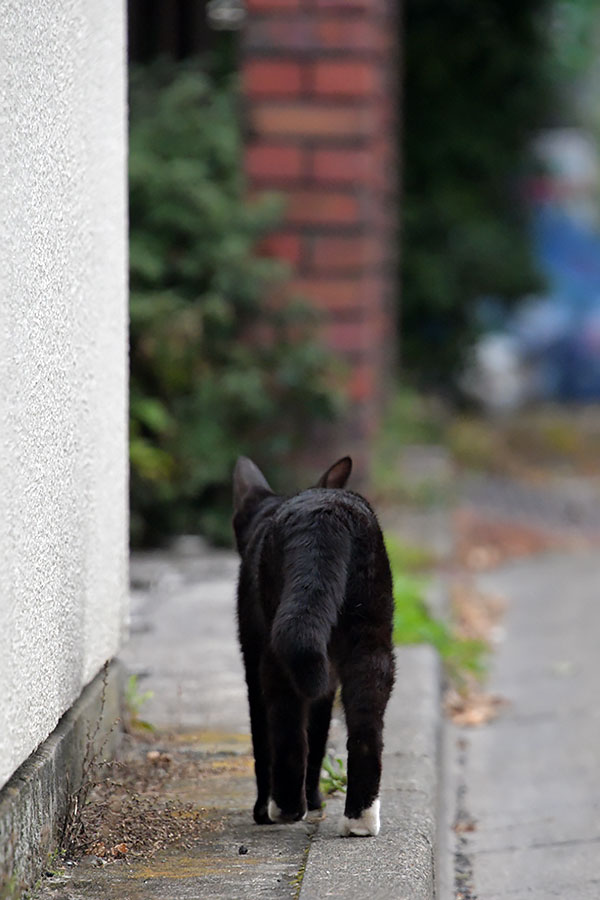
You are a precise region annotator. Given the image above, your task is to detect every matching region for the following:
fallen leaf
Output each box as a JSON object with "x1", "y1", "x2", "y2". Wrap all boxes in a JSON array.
[
  {"x1": 89, "y1": 841, "x2": 107, "y2": 858},
  {"x1": 450, "y1": 581, "x2": 506, "y2": 645},
  {"x1": 453, "y1": 817, "x2": 477, "y2": 833},
  {"x1": 445, "y1": 688, "x2": 507, "y2": 727},
  {"x1": 454, "y1": 508, "x2": 573, "y2": 571}
]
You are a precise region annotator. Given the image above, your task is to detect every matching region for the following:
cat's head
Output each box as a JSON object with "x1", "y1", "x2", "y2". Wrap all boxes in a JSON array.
[{"x1": 232, "y1": 455, "x2": 353, "y2": 552}]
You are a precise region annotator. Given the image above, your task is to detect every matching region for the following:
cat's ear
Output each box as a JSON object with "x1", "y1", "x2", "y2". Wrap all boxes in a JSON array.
[
  {"x1": 233, "y1": 456, "x2": 273, "y2": 512},
  {"x1": 316, "y1": 456, "x2": 352, "y2": 489}
]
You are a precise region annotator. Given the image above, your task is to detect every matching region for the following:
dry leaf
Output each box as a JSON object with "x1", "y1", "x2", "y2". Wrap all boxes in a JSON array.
[
  {"x1": 445, "y1": 687, "x2": 507, "y2": 727},
  {"x1": 454, "y1": 508, "x2": 571, "y2": 571},
  {"x1": 450, "y1": 581, "x2": 506, "y2": 645},
  {"x1": 89, "y1": 841, "x2": 107, "y2": 857},
  {"x1": 453, "y1": 817, "x2": 477, "y2": 833}
]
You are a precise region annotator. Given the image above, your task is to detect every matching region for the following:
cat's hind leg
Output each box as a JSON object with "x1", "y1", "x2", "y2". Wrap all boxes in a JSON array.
[
  {"x1": 339, "y1": 644, "x2": 394, "y2": 836},
  {"x1": 244, "y1": 654, "x2": 272, "y2": 824},
  {"x1": 262, "y1": 651, "x2": 308, "y2": 823},
  {"x1": 305, "y1": 685, "x2": 337, "y2": 817}
]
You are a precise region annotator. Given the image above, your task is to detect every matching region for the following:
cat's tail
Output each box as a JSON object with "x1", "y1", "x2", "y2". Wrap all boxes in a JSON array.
[{"x1": 270, "y1": 520, "x2": 351, "y2": 699}]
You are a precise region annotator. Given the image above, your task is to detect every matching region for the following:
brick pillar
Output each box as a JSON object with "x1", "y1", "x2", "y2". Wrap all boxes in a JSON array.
[{"x1": 242, "y1": 0, "x2": 398, "y2": 478}]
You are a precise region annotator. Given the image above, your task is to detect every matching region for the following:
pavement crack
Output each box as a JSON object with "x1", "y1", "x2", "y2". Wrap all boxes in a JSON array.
[
  {"x1": 452, "y1": 737, "x2": 478, "y2": 900},
  {"x1": 291, "y1": 830, "x2": 314, "y2": 900}
]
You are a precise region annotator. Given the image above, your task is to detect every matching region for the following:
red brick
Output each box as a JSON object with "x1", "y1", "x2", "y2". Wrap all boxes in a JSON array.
[
  {"x1": 315, "y1": 18, "x2": 390, "y2": 52},
  {"x1": 311, "y1": 0, "x2": 387, "y2": 10},
  {"x1": 312, "y1": 61, "x2": 379, "y2": 97},
  {"x1": 245, "y1": 18, "x2": 318, "y2": 53},
  {"x1": 246, "y1": 17, "x2": 390, "y2": 54},
  {"x1": 244, "y1": 60, "x2": 303, "y2": 96},
  {"x1": 292, "y1": 278, "x2": 364, "y2": 311},
  {"x1": 259, "y1": 232, "x2": 303, "y2": 266},
  {"x1": 246, "y1": 144, "x2": 304, "y2": 180},
  {"x1": 286, "y1": 190, "x2": 359, "y2": 226},
  {"x1": 251, "y1": 103, "x2": 372, "y2": 139},
  {"x1": 310, "y1": 236, "x2": 386, "y2": 271},
  {"x1": 325, "y1": 320, "x2": 372, "y2": 353},
  {"x1": 348, "y1": 363, "x2": 376, "y2": 402},
  {"x1": 310, "y1": 148, "x2": 372, "y2": 183},
  {"x1": 362, "y1": 306, "x2": 388, "y2": 344}
]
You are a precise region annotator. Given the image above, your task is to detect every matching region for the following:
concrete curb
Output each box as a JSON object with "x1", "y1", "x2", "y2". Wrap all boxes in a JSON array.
[
  {"x1": 0, "y1": 663, "x2": 122, "y2": 898},
  {"x1": 300, "y1": 644, "x2": 443, "y2": 900}
]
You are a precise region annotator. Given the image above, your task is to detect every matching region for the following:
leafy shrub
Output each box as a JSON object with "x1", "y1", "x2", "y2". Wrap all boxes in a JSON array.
[{"x1": 129, "y1": 60, "x2": 339, "y2": 545}]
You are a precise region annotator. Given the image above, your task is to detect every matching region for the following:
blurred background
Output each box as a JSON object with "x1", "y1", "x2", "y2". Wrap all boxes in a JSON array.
[{"x1": 127, "y1": 0, "x2": 600, "y2": 549}]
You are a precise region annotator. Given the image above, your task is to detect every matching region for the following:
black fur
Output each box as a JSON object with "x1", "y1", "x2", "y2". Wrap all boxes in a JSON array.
[{"x1": 232, "y1": 456, "x2": 395, "y2": 830}]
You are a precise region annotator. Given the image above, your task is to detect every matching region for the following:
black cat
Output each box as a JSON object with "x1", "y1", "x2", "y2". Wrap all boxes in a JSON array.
[{"x1": 232, "y1": 455, "x2": 395, "y2": 836}]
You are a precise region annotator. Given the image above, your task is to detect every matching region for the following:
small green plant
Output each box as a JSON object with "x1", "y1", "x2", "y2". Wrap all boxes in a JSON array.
[
  {"x1": 43, "y1": 849, "x2": 65, "y2": 878},
  {"x1": 124, "y1": 674, "x2": 154, "y2": 733},
  {"x1": 385, "y1": 534, "x2": 486, "y2": 686},
  {"x1": 392, "y1": 573, "x2": 485, "y2": 685},
  {"x1": 384, "y1": 533, "x2": 437, "y2": 573},
  {"x1": 320, "y1": 753, "x2": 347, "y2": 796}
]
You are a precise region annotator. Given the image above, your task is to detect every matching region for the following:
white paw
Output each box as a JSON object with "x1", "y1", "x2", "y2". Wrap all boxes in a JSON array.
[
  {"x1": 305, "y1": 806, "x2": 326, "y2": 823},
  {"x1": 340, "y1": 798, "x2": 380, "y2": 837},
  {"x1": 268, "y1": 798, "x2": 307, "y2": 823},
  {"x1": 268, "y1": 798, "x2": 284, "y2": 822}
]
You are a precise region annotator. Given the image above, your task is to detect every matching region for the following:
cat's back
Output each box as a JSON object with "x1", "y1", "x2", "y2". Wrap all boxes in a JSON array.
[{"x1": 274, "y1": 486, "x2": 375, "y2": 529}]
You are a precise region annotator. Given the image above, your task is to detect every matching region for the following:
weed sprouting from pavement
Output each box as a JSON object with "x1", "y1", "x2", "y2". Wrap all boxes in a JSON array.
[
  {"x1": 124, "y1": 673, "x2": 154, "y2": 733},
  {"x1": 320, "y1": 753, "x2": 347, "y2": 796},
  {"x1": 60, "y1": 663, "x2": 119, "y2": 860}
]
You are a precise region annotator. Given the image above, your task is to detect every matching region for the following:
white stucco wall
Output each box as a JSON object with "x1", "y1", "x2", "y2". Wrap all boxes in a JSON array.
[{"x1": 0, "y1": 0, "x2": 128, "y2": 789}]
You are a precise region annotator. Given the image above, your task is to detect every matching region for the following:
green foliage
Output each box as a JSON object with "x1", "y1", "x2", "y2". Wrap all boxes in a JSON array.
[
  {"x1": 373, "y1": 388, "x2": 454, "y2": 506},
  {"x1": 129, "y1": 60, "x2": 339, "y2": 545},
  {"x1": 124, "y1": 674, "x2": 155, "y2": 733},
  {"x1": 320, "y1": 753, "x2": 347, "y2": 796},
  {"x1": 403, "y1": 0, "x2": 551, "y2": 385},
  {"x1": 377, "y1": 388, "x2": 444, "y2": 449},
  {"x1": 384, "y1": 532, "x2": 437, "y2": 573},
  {"x1": 385, "y1": 535, "x2": 486, "y2": 685},
  {"x1": 550, "y1": 0, "x2": 600, "y2": 75}
]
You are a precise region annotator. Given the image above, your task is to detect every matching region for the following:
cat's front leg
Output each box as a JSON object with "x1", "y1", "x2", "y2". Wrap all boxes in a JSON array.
[{"x1": 340, "y1": 797, "x2": 381, "y2": 836}]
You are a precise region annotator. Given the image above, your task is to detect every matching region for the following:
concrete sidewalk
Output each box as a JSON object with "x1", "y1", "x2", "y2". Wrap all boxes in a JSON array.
[
  {"x1": 440, "y1": 550, "x2": 600, "y2": 899},
  {"x1": 34, "y1": 542, "x2": 442, "y2": 899}
]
